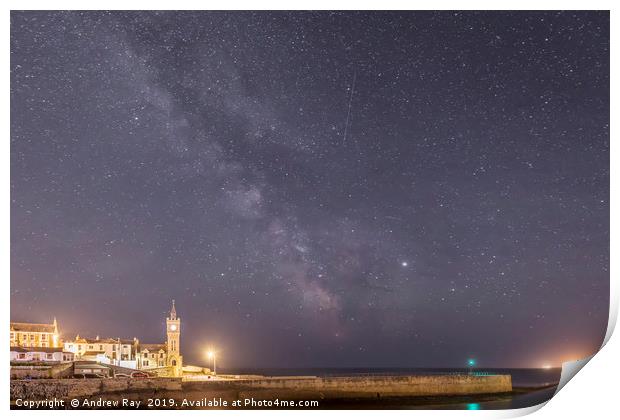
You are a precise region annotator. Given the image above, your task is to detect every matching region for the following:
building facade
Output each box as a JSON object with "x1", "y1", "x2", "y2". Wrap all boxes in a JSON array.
[
  {"x1": 63, "y1": 336, "x2": 139, "y2": 368},
  {"x1": 10, "y1": 346, "x2": 74, "y2": 363},
  {"x1": 138, "y1": 344, "x2": 167, "y2": 369},
  {"x1": 166, "y1": 300, "x2": 182, "y2": 375},
  {"x1": 138, "y1": 300, "x2": 183, "y2": 376},
  {"x1": 10, "y1": 319, "x2": 60, "y2": 348}
]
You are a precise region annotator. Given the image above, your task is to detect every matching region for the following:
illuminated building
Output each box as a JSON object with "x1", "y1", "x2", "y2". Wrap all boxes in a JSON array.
[
  {"x1": 63, "y1": 336, "x2": 139, "y2": 368},
  {"x1": 11, "y1": 302, "x2": 183, "y2": 376},
  {"x1": 138, "y1": 300, "x2": 183, "y2": 376},
  {"x1": 10, "y1": 346, "x2": 74, "y2": 363},
  {"x1": 10, "y1": 318, "x2": 60, "y2": 348}
]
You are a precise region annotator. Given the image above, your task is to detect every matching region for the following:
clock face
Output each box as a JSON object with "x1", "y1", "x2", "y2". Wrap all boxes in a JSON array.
[{"x1": 170, "y1": 324, "x2": 177, "y2": 331}]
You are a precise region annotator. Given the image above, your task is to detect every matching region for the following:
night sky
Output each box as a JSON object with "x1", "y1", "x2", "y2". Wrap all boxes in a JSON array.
[{"x1": 11, "y1": 11, "x2": 609, "y2": 369}]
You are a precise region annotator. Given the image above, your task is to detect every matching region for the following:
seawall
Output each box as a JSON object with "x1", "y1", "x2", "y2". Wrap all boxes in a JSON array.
[
  {"x1": 11, "y1": 374, "x2": 511, "y2": 405},
  {"x1": 185, "y1": 375, "x2": 513, "y2": 399}
]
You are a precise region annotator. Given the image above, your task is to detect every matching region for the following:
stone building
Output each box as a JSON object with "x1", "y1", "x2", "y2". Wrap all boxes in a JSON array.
[
  {"x1": 138, "y1": 300, "x2": 183, "y2": 376},
  {"x1": 138, "y1": 343, "x2": 167, "y2": 368},
  {"x1": 10, "y1": 319, "x2": 60, "y2": 348}
]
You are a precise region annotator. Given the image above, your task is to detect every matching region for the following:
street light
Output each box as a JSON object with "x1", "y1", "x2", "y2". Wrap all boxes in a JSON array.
[{"x1": 207, "y1": 350, "x2": 217, "y2": 376}]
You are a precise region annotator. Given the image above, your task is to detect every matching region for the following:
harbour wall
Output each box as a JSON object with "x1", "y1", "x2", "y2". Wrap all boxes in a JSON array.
[
  {"x1": 11, "y1": 374, "x2": 511, "y2": 405},
  {"x1": 186, "y1": 375, "x2": 513, "y2": 399}
]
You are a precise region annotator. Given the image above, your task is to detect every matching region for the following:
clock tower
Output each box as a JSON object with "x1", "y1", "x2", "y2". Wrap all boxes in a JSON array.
[{"x1": 166, "y1": 300, "x2": 182, "y2": 376}]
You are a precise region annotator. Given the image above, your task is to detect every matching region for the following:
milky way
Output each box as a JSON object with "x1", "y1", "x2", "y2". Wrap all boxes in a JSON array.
[{"x1": 11, "y1": 11, "x2": 609, "y2": 368}]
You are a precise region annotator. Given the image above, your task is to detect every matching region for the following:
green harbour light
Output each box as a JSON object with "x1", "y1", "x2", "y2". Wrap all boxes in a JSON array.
[{"x1": 467, "y1": 358, "x2": 477, "y2": 375}]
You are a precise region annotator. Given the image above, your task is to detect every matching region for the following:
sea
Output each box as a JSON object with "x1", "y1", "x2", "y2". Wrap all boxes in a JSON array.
[{"x1": 217, "y1": 367, "x2": 562, "y2": 410}]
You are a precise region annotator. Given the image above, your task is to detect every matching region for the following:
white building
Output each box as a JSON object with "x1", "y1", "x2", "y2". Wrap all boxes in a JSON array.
[
  {"x1": 10, "y1": 346, "x2": 74, "y2": 363},
  {"x1": 63, "y1": 336, "x2": 139, "y2": 368}
]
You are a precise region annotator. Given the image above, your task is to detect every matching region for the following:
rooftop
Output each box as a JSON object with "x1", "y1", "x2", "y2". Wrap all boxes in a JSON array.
[
  {"x1": 140, "y1": 343, "x2": 166, "y2": 352},
  {"x1": 10, "y1": 322, "x2": 56, "y2": 333},
  {"x1": 10, "y1": 346, "x2": 67, "y2": 353},
  {"x1": 70, "y1": 336, "x2": 136, "y2": 345}
]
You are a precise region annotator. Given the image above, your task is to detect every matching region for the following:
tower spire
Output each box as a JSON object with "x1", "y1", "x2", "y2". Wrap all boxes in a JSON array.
[{"x1": 170, "y1": 299, "x2": 177, "y2": 320}]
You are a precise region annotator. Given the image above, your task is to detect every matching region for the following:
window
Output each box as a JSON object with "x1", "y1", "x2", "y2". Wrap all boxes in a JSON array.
[
  {"x1": 172, "y1": 360, "x2": 177, "y2": 366},
  {"x1": 88, "y1": 345, "x2": 93, "y2": 350},
  {"x1": 46, "y1": 354, "x2": 53, "y2": 360},
  {"x1": 99, "y1": 345, "x2": 103, "y2": 351},
  {"x1": 18, "y1": 353, "x2": 25, "y2": 359},
  {"x1": 30, "y1": 334, "x2": 35, "y2": 340}
]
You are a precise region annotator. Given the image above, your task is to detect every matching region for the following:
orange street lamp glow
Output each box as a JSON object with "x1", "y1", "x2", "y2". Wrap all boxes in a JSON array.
[{"x1": 207, "y1": 350, "x2": 217, "y2": 375}]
